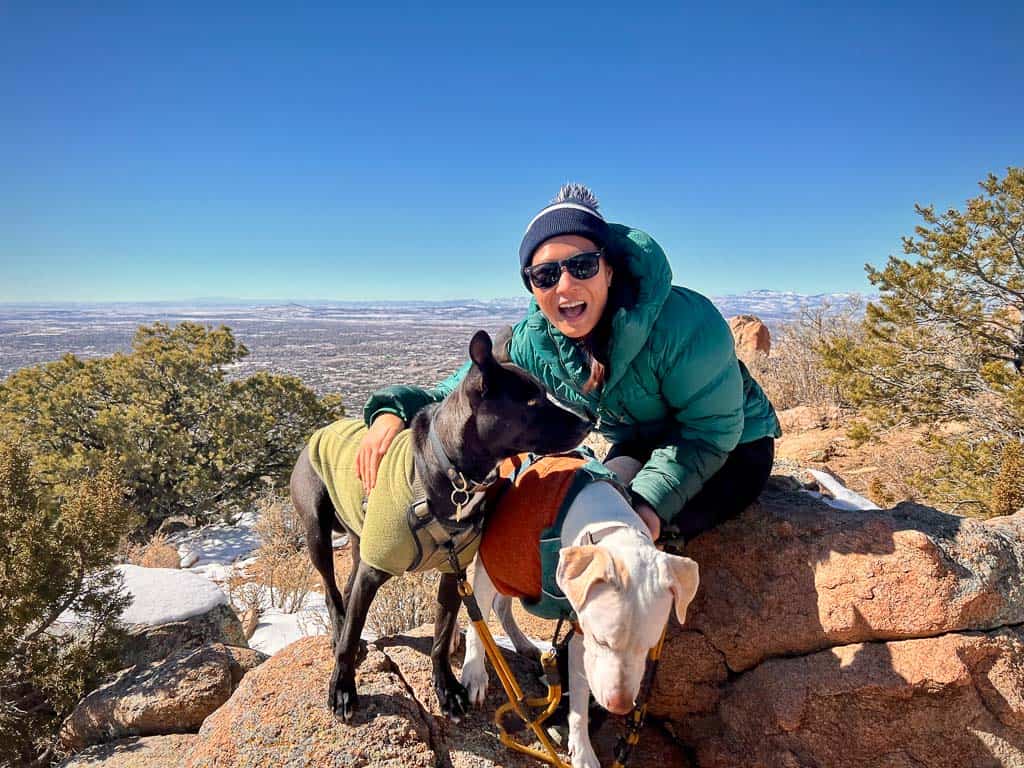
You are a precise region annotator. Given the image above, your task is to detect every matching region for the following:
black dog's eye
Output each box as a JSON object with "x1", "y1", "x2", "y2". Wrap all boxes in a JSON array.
[{"x1": 526, "y1": 398, "x2": 541, "y2": 407}]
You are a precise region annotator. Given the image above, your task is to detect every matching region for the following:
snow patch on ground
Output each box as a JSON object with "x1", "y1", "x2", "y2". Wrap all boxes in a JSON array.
[
  {"x1": 249, "y1": 594, "x2": 330, "y2": 655},
  {"x1": 243, "y1": 591, "x2": 385, "y2": 655},
  {"x1": 161, "y1": 510, "x2": 335, "y2": 655},
  {"x1": 117, "y1": 564, "x2": 228, "y2": 624},
  {"x1": 802, "y1": 469, "x2": 880, "y2": 511},
  {"x1": 168, "y1": 509, "x2": 261, "y2": 581}
]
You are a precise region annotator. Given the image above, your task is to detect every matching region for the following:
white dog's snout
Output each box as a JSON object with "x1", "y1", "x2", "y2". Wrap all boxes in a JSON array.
[{"x1": 603, "y1": 688, "x2": 635, "y2": 715}]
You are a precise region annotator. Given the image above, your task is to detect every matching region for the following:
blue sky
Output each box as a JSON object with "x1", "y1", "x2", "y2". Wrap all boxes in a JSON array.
[{"x1": 1, "y1": 1, "x2": 1021, "y2": 302}]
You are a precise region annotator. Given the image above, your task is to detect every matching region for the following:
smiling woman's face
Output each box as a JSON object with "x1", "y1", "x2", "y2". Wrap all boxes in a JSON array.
[{"x1": 529, "y1": 235, "x2": 613, "y2": 339}]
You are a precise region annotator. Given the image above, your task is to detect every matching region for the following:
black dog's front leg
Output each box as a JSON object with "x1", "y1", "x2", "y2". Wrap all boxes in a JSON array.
[
  {"x1": 432, "y1": 571, "x2": 470, "y2": 720},
  {"x1": 330, "y1": 560, "x2": 391, "y2": 719}
]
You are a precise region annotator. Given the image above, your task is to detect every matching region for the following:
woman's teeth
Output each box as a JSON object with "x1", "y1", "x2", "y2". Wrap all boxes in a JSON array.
[{"x1": 559, "y1": 301, "x2": 586, "y2": 319}]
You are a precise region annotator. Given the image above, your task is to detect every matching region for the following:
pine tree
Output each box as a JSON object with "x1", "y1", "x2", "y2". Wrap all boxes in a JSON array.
[{"x1": 822, "y1": 167, "x2": 1024, "y2": 515}]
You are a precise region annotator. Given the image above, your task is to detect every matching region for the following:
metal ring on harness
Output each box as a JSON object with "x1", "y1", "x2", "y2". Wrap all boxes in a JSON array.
[
  {"x1": 451, "y1": 486, "x2": 472, "y2": 509},
  {"x1": 449, "y1": 474, "x2": 473, "y2": 520}
]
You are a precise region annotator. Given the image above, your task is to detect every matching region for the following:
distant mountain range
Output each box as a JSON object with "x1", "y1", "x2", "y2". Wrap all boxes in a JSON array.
[
  {"x1": 0, "y1": 289, "x2": 873, "y2": 326},
  {"x1": 709, "y1": 289, "x2": 870, "y2": 323}
]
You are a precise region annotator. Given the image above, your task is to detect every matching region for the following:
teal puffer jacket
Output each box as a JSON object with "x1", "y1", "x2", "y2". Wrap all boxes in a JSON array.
[{"x1": 364, "y1": 224, "x2": 781, "y2": 525}]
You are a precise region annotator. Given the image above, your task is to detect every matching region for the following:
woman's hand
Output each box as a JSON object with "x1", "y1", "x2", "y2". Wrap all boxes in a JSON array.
[
  {"x1": 355, "y1": 413, "x2": 404, "y2": 494},
  {"x1": 635, "y1": 502, "x2": 661, "y2": 541}
]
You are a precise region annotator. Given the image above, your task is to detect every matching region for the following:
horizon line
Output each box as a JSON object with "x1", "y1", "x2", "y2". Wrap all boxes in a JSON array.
[{"x1": 0, "y1": 288, "x2": 873, "y2": 307}]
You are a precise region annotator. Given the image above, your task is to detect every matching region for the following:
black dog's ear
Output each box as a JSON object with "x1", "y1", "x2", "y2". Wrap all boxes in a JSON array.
[
  {"x1": 469, "y1": 330, "x2": 493, "y2": 367},
  {"x1": 468, "y1": 330, "x2": 501, "y2": 396}
]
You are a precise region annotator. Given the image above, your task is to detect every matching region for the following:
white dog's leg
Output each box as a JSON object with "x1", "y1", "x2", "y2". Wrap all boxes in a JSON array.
[
  {"x1": 494, "y1": 596, "x2": 540, "y2": 660},
  {"x1": 567, "y1": 632, "x2": 599, "y2": 768},
  {"x1": 460, "y1": 561, "x2": 497, "y2": 707}
]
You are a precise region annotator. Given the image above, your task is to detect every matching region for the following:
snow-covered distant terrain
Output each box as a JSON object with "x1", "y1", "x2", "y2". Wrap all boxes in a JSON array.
[
  {"x1": 0, "y1": 290, "x2": 866, "y2": 327},
  {"x1": 0, "y1": 297, "x2": 531, "y2": 327},
  {"x1": 711, "y1": 288, "x2": 867, "y2": 324}
]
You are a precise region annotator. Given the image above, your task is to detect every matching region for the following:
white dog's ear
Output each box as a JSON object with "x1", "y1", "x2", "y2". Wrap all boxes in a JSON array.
[
  {"x1": 556, "y1": 545, "x2": 619, "y2": 609},
  {"x1": 661, "y1": 554, "x2": 700, "y2": 625}
]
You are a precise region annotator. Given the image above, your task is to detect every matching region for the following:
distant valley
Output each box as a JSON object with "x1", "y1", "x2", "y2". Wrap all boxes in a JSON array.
[{"x1": 0, "y1": 291, "x2": 867, "y2": 410}]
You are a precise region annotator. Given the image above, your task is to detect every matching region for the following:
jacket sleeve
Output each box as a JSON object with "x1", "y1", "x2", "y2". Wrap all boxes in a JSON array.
[
  {"x1": 628, "y1": 312, "x2": 745, "y2": 525},
  {"x1": 362, "y1": 361, "x2": 472, "y2": 426}
]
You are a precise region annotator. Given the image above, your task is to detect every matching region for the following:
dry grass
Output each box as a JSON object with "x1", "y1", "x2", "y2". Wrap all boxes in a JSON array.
[
  {"x1": 123, "y1": 532, "x2": 181, "y2": 569},
  {"x1": 296, "y1": 605, "x2": 331, "y2": 638},
  {"x1": 250, "y1": 493, "x2": 316, "y2": 614},
  {"x1": 774, "y1": 419, "x2": 944, "y2": 509},
  {"x1": 313, "y1": 546, "x2": 452, "y2": 638},
  {"x1": 745, "y1": 342, "x2": 841, "y2": 416},
  {"x1": 855, "y1": 436, "x2": 933, "y2": 507},
  {"x1": 225, "y1": 567, "x2": 267, "y2": 617},
  {"x1": 366, "y1": 570, "x2": 442, "y2": 636},
  {"x1": 744, "y1": 297, "x2": 864, "y2": 416}
]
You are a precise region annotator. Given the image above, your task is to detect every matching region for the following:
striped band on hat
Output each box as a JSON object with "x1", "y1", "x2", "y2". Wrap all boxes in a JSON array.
[{"x1": 524, "y1": 202, "x2": 606, "y2": 232}]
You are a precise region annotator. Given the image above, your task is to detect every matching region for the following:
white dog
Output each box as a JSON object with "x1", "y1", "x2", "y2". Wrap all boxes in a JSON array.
[{"x1": 460, "y1": 457, "x2": 699, "y2": 768}]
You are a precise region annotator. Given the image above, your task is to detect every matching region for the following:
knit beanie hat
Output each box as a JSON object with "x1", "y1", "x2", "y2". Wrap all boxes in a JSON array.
[{"x1": 519, "y1": 183, "x2": 610, "y2": 290}]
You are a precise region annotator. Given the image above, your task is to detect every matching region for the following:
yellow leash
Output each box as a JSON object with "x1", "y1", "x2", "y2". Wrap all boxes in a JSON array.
[{"x1": 458, "y1": 576, "x2": 571, "y2": 768}]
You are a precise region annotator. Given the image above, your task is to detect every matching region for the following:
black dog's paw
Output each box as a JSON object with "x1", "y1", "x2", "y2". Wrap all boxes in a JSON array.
[
  {"x1": 329, "y1": 673, "x2": 359, "y2": 720},
  {"x1": 436, "y1": 678, "x2": 470, "y2": 722}
]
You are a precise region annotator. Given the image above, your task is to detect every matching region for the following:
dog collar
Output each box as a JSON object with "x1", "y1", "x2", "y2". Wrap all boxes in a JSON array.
[
  {"x1": 578, "y1": 520, "x2": 652, "y2": 548},
  {"x1": 426, "y1": 422, "x2": 503, "y2": 520},
  {"x1": 427, "y1": 422, "x2": 500, "y2": 493}
]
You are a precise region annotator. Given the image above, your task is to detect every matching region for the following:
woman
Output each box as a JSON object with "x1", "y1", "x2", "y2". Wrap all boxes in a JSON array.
[{"x1": 355, "y1": 184, "x2": 781, "y2": 542}]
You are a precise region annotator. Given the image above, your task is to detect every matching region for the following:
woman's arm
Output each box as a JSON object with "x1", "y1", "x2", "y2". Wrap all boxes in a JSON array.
[
  {"x1": 361, "y1": 362, "x2": 471, "y2": 427},
  {"x1": 356, "y1": 363, "x2": 471, "y2": 492},
  {"x1": 628, "y1": 312, "x2": 745, "y2": 526}
]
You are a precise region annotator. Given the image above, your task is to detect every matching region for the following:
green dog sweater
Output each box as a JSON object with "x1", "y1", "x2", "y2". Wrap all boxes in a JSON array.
[{"x1": 306, "y1": 418, "x2": 480, "y2": 577}]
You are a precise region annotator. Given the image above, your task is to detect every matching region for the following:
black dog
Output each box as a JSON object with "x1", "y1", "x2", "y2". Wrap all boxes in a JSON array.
[{"x1": 290, "y1": 330, "x2": 591, "y2": 720}]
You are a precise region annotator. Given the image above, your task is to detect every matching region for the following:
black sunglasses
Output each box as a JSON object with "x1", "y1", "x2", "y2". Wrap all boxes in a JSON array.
[{"x1": 522, "y1": 250, "x2": 603, "y2": 290}]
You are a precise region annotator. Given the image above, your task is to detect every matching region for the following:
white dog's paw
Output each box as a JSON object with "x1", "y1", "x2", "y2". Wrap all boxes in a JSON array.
[
  {"x1": 460, "y1": 662, "x2": 489, "y2": 707},
  {"x1": 569, "y1": 736, "x2": 600, "y2": 768}
]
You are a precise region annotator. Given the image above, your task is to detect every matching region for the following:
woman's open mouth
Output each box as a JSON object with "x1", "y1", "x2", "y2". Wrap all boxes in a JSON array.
[{"x1": 559, "y1": 300, "x2": 587, "y2": 320}]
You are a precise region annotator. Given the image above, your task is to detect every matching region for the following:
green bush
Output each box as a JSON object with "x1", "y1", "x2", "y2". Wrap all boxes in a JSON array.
[
  {"x1": 0, "y1": 322, "x2": 344, "y2": 529},
  {"x1": 0, "y1": 442, "x2": 137, "y2": 767}
]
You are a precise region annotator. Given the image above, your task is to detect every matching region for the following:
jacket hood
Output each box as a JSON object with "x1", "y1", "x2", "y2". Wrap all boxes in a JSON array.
[{"x1": 524, "y1": 224, "x2": 673, "y2": 392}]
